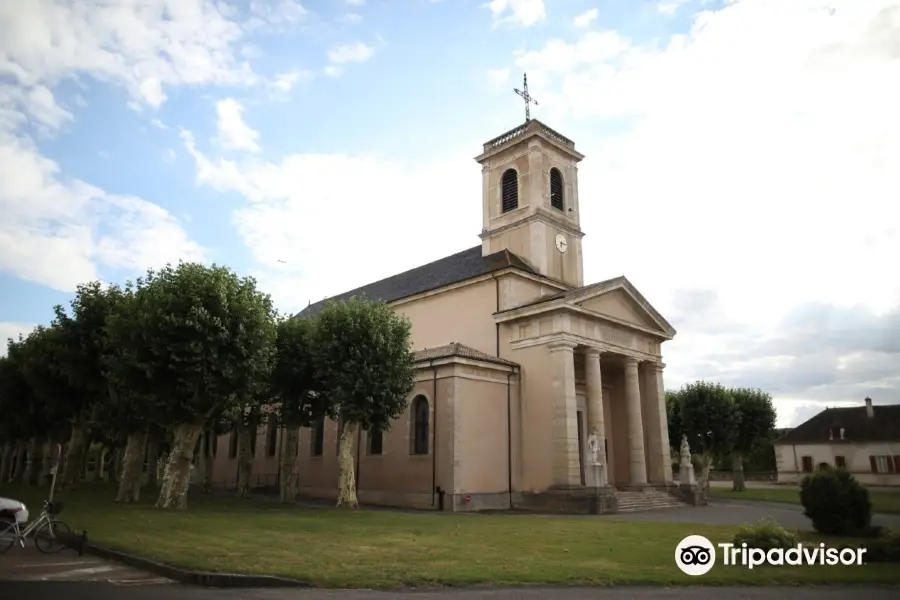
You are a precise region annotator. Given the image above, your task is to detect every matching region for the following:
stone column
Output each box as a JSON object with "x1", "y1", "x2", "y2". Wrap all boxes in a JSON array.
[
  {"x1": 623, "y1": 357, "x2": 648, "y2": 487},
  {"x1": 549, "y1": 340, "x2": 580, "y2": 487},
  {"x1": 645, "y1": 362, "x2": 674, "y2": 485},
  {"x1": 584, "y1": 349, "x2": 607, "y2": 487}
]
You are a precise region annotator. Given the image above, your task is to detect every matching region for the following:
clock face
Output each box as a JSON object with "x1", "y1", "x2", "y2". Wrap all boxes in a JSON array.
[{"x1": 555, "y1": 233, "x2": 568, "y2": 253}]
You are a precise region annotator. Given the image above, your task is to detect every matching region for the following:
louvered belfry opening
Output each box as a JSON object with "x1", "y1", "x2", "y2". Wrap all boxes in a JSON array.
[
  {"x1": 501, "y1": 169, "x2": 518, "y2": 212},
  {"x1": 550, "y1": 167, "x2": 564, "y2": 210}
]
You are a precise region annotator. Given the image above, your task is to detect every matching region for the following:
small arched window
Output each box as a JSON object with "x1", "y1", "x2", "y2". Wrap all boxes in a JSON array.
[
  {"x1": 550, "y1": 167, "x2": 564, "y2": 211},
  {"x1": 411, "y1": 395, "x2": 430, "y2": 455},
  {"x1": 501, "y1": 169, "x2": 518, "y2": 213}
]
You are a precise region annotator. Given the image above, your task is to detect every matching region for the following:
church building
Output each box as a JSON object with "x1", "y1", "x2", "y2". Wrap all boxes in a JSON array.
[{"x1": 211, "y1": 115, "x2": 685, "y2": 513}]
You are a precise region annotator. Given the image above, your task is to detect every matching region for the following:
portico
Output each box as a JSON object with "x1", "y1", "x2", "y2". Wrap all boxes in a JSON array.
[{"x1": 496, "y1": 275, "x2": 677, "y2": 499}]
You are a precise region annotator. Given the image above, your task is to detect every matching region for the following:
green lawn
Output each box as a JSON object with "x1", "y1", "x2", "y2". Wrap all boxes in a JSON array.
[
  {"x1": 4, "y1": 484, "x2": 899, "y2": 588},
  {"x1": 710, "y1": 487, "x2": 900, "y2": 514}
]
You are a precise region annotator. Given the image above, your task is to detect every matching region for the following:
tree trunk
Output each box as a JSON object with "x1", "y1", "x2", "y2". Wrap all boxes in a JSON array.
[
  {"x1": 200, "y1": 430, "x2": 215, "y2": 494},
  {"x1": 61, "y1": 416, "x2": 89, "y2": 490},
  {"x1": 279, "y1": 427, "x2": 299, "y2": 503},
  {"x1": 336, "y1": 421, "x2": 359, "y2": 509},
  {"x1": 731, "y1": 452, "x2": 746, "y2": 491},
  {"x1": 22, "y1": 437, "x2": 41, "y2": 486},
  {"x1": 10, "y1": 440, "x2": 27, "y2": 483},
  {"x1": 39, "y1": 439, "x2": 53, "y2": 485},
  {"x1": 116, "y1": 431, "x2": 149, "y2": 503},
  {"x1": 146, "y1": 436, "x2": 159, "y2": 488},
  {"x1": 235, "y1": 423, "x2": 254, "y2": 498},
  {"x1": 156, "y1": 422, "x2": 204, "y2": 510},
  {"x1": 0, "y1": 442, "x2": 12, "y2": 482},
  {"x1": 699, "y1": 452, "x2": 713, "y2": 493}
]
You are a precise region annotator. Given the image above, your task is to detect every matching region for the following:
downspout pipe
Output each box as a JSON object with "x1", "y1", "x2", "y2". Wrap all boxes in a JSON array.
[
  {"x1": 431, "y1": 360, "x2": 438, "y2": 508},
  {"x1": 494, "y1": 275, "x2": 500, "y2": 356},
  {"x1": 507, "y1": 368, "x2": 515, "y2": 509}
]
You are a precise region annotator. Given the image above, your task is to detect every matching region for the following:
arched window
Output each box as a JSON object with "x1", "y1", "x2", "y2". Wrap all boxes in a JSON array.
[
  {"x1": 311, "y1": 416, "x2": 325, "y2": 456},
  {"x1": 550, "y1": 167, "x2": 564, "y2": 210},
  {"x1": 501, "y1": 169, "x2": 518, "y2": 213},
  {"x1": 368, "y1": 427, "x2": 383, "y2": 455},
  {"x1": 410, "y1": 395, "x2": 430, "y2": 455}
]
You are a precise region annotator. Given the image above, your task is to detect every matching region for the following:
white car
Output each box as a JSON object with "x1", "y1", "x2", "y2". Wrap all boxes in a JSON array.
[{"x1": 0, "y1": 497, "x2": 29, "y2": 524}]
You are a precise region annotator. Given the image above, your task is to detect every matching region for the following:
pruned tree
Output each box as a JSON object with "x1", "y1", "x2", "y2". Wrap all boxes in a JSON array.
[
  {"x1": 729, "y1": 387, "x2": 776, "y2": 491},
  {"x1": 0, "y1": 336, "x2": 37, "y2": 484},
  {"x1": 678, "y1": 380, "x2": 737, "y2": 491},
  {"x1": 119, "y1": 262, "x2": 276, "y2": 510},
  {"x1": 17, "y1": 325, "x2": 77, "y2": 487},
  {"x1": 271, "y1": 315, "x2": 324, "y2": 503},
  {"x1": 52, "y1": 282, "x2": 126, "y2": 489},
  {"x1": 312, "y1": 298, "x2": 415, "y2": 508}
]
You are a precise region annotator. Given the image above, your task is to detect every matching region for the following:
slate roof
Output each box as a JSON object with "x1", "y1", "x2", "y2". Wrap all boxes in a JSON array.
[
  {"x1": 413, "y1": 342, "x2": 518, "y2": 368},
  {"x1": 297, "y1": 245, "x2": 538, "y2": 317},
  {"x1": 775, "y1": 402, "x2": 900, "y2": 445}
]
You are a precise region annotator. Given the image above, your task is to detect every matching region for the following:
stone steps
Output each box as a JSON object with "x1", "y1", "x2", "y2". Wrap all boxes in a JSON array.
[{"x1": 616, "y1": 491, "x2": 686, "y2": 513}]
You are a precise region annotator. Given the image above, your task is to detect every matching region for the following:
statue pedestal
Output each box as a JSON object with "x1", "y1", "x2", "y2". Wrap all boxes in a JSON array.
[
  {"x1": 591, "y1": 462, "x2": 608, "y2": 488},
  {"x1": 680, "y1": 463, "x2": 696, "y2": 486}
]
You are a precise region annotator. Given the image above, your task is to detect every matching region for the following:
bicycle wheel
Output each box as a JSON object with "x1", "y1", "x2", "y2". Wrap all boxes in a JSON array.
[
  {"x1": 0, "y1": 518, "x2": 16, "y2": 554},
  {"x1": 34, "y1": 519, "x2": 72, "y2": 554}
]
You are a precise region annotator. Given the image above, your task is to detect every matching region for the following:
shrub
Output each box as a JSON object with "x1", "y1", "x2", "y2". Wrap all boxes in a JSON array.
[
  {"x1": 800, "y1": 469, "x2": 872, "y2": 536},
  {"x1": 732, "y1": 518, "x2": 797, "y2": 551},
  {"x1": 863, "y1": 530, "x2": 900, "y2": 562}
]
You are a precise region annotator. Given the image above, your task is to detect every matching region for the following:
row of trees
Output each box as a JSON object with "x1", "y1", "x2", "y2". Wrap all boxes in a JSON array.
[
  {"x1": 0, "y1": 262, "x2": 416, "y2": 510},
  {"x1": 666, "y1": 381, "x2": 778, "y2": 492}
]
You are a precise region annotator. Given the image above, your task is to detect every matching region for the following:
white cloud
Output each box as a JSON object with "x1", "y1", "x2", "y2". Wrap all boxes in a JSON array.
[
  {"x1": 327, "y1": 42, "x2": 376, "y2": 64},
  {"x1": 485, "y1": 0, "x2": 546, "y2": 28},
  {"x1": 486, "y1": 67, "x2": 511, "y2": 86},
  {"x1": 339, "y1": 13, "x2": 363, "y2": 24},
  {"x1": 214, "y1": 98, "x2": 261, "y2": 152},
  {"x1": 508, "y1": 0, "x2": 900, "y2": 423},
  {"x1": 324, "y1": 65, "x2": 343, "y2": 77},
  {"x1": 573, "y1": 8, "x2": 599, "y2": 28},
  {"x1": 346, "y1": 0, "x2": 365, "y2": 6},
  {"x1": 180, "y1": 129, "x2": 483, "y2": 311},
  {"x1": 270, "y1": 70, "x2": 314, "y2": 92},
  {"x1": 0, "y1": 0, "x2": 242, "y2": 292},
  {"x1": 150, "y1": 119, "x2": 169, "y2": 130},
  {"x1": 657, "y1": 0, "x2": 689, "y2": 15}
]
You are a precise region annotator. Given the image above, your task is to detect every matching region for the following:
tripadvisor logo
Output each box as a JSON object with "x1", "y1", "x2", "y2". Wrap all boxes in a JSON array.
[{"x1": 675, "y1": 535, "x2": 867, "y2": 575}]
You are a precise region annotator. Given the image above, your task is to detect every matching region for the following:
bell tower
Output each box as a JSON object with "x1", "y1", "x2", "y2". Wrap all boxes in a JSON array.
[{"x1": 475, "y1": 117, "x2": 586, "y2": 288}]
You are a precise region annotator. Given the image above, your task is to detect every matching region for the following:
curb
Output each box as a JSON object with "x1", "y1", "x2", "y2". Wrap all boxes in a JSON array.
[{"x1": 64, "y1": 531, "x2": 312, "y2": 588}]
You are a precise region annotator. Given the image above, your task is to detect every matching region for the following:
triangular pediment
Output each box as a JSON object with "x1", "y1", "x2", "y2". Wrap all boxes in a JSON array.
[{"x1": 569, "y1": 277, "x2": 676, "y2": 338}]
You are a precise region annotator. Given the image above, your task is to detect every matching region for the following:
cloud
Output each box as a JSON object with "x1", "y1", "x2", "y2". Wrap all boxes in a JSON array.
[
  {"x1": 573, "y1": 8, "x2": 599, "y2": 28},
  {"x1": 486, "y1": 68, "x2": 511, "y2": 87},
  {"x1": 339, "y1": 13, "x2": 363, "y2": 24},
  {"x1": 485, "y1": 0, "x2": 546, "y2": 28},
  {"x1": 346, "y1": 0, "x2": 365, "y2": 6},
  {"x1": 327, "y1": 42, "x2": 376, "y2": 64},
  {"x1": 180, "y1": 129, "x2": 482, "y2": 312},
  {"x1": 150, "y1": 119, "x2": 169, "y2": 130},
  {"x1": 657, "y1": 0, "x2": 689, "y2": 15},
  {"x1": 505, "y1": 0, "x2": 900, "y2": 424},
  {"x1": 214, "y1": 98, "x2": 261, "y2": 152},
  {"x1": 0, "y1": 1, "x2": 243, "y2": 292}
]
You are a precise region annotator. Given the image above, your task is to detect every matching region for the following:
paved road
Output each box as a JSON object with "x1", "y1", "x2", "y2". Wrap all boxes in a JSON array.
[
  {"x1": 0, "y1": 544, "x2": 173, "y2": 586},
  {"x1": 604, "y1": 499, "x2": 900, "y2": 530},
  {"x1": 0, "y1": 583, "x2": 898, "y2": 600}
]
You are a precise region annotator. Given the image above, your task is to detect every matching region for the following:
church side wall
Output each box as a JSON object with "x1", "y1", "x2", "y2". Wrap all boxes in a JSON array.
[
  {"x1": 396, "y1": 279, "x2": 497, "y2": 358},
  {"x1": 452, "y1": 372, "x2": 517, "y2": 511},
  {"x1": 505, "y1": 342, "x2": 556, "y2": 493}
]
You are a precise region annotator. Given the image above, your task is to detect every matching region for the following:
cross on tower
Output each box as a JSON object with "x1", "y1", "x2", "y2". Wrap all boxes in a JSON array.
[{"x1": 514, "y1": 73, "x2": 538, "y2": 122}]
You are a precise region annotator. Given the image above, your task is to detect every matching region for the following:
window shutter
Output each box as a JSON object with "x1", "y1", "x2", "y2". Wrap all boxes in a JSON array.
[
  {"x1": 869, "y1": 455, "x2": 877, "y2": 473},
  {"x1": 892, "y1": 456, "x2": 900, "y2": 474}
]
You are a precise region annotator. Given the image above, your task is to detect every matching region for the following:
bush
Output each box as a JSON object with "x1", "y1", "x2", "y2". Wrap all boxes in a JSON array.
[
  {"x1": 800, "y1": 469, "x2": 872, "y2": 536},
  {"x1": 862, "y1": 530, "x2": 900, "y2": 562},
  {"x1": 732, "y1": 518, "x2": 797, "y2": 551}
]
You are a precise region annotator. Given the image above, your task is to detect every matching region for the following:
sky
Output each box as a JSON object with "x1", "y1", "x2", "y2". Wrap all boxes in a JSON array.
[{"x1": 1, "y1": 0, "x2": 898, "y2": 429}]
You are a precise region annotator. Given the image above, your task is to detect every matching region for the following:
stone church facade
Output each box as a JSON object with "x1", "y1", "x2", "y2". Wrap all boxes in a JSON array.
[{"x1": 210, "y1": 118, "x2": 683, "y2": 512}]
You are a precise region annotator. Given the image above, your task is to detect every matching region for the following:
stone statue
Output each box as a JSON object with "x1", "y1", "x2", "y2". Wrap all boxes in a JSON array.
[
  {"x1": 680, "y1": 434, "x2": 692, "y2": 465},
  {"x1": 587, "y1": 432, "x2": 600, "y2": 465}
]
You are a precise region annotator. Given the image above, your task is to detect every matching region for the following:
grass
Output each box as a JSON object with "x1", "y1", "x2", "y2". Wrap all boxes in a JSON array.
[
  {"x1": 5, "y1": 483, "x2": 900, "y2": 588},
  {"x1": 709, "y1": 487, "x2": 900, "y2": 515}
]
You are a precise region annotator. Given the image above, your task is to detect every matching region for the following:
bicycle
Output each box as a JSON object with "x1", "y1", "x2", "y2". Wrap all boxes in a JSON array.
[{"x1": 0, "y1": 499, "x2": 72, "y2": 554}]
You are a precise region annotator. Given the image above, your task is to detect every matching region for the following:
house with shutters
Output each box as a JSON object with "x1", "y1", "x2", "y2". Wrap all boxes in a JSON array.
[{"x1": 774, "y1": 397, "x2": 900, "y2": 486}]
